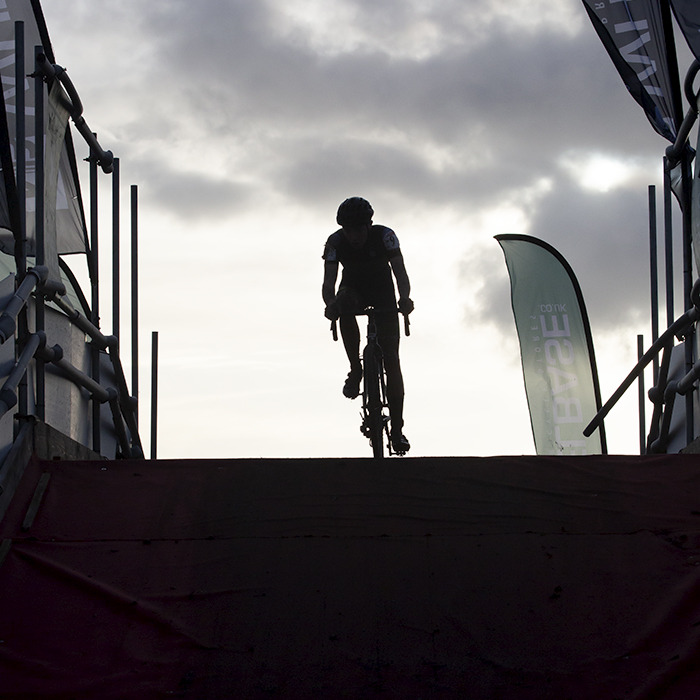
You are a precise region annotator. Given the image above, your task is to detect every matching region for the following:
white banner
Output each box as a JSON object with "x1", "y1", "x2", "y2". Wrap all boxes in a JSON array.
[
  {"x1": 0, "y1": 0, "x2": 88, "y2": 258},
  {"x1": 497, "y1": 234, "x2": 606, "y2": 455}
]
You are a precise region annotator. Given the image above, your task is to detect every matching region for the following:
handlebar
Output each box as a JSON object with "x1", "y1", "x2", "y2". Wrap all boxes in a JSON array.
[{"x1": 330, "y1": 308, "x2": 411, "y2": 341}]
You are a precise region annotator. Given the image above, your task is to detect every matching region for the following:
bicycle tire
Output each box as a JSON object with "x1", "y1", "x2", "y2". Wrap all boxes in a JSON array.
[{"x1": 363, "y1": 344, "x2": 385, "y2": 459}]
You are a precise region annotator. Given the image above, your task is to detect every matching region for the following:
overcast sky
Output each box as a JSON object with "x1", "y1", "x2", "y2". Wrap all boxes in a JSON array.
[{"x1": 38, "y1": 0, "x2": 696, "y2": 458}]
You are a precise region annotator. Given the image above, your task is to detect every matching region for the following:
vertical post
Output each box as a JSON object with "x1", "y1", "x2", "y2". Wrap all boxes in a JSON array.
[
  {"x1": 648, "y1": 185, "x2": 659, "y2": 384},
  {"x1": 681, "y1": 149, "x2": 695, "y2": 445},
  {"x1": 15, "y1": 23, "x2": 25, "y2": 281},
  {"x1": 663, "y1": 156, "x2": 674, "y2": 328},
  {"x1": 131, "y1": 185, "x2": 139, "y2": 423},
  {"x1": 638, "y1": 334, "x2": 646, "y2": 454},
  {"x1": 112, "y1": 157, "x2": 120, "y2": 349},
  {"x1": 90, "y1": 145, "x2": 99, "y2": 323},
  {"x1": 34, "y1": 47, "x2": 44, "y2": 422},
  {"x1": 151, "y1": 330, "x2": 158, "y2": 460},
  {"x1": 90, "y1": 142, "x2": 100, "y2": 453},
  {"x1": 34, "y1": 49, "x2": 44, "y2": 269},
  {"x1": 15, "y1": 22, "x2": 27, "y2": 421}
]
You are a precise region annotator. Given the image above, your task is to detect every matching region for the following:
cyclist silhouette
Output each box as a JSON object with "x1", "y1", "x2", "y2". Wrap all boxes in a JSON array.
[{"x1": 322, "y1": 197, "x2": 414, "y2": 453}]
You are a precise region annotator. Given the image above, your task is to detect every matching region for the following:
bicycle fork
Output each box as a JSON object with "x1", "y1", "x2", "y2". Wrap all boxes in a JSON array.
[{"x1": 361, "y1": 339, "x2": 392, "y2": 457}]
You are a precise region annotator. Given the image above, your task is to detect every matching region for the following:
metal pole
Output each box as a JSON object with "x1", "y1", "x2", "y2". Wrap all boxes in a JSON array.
[
  {"x1": 15, "y1": 22, "x2": 27, "y2": 421},
  {"x1": 34, "y1": 46, "x2": 44, "y2": 422},
  {"x1": 15, "y1": 23, "x2": 25, "y2": 280},
  {"x1": 34, "y1": 49, "x2": 44, "y2": 269},
  {"x1": 90, "y1": 140, "x2": 100, "y2": 453},
  {"x1": 131, "y1": 185, "x2": 139, "y2": 423},
  {"x1": 90, "y1": 144, "x2": 99, "y2": 322},
  {"x1": 638, "y1": 334, "x2": 646, "y2": 454},
  {"x1": 151, "y1": 330, "x2": 158, "y2": 460},
  {"x1": 681, "y1": 148, "x2": 695, "y2": 445},
  {"x1": 112, "y1": 157, "x2": 120, "y2": 350},
  {"x1": 663, "y1": 156, "x2": 674, "y2": 328},
  {"x1": 648, "y1": 185, "x2": 659, "y2": 384}
]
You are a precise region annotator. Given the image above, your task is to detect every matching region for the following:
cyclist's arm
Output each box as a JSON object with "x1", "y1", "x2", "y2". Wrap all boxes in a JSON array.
[
  {"x1": 389, "y1": 252, "x2": 411, "y2": 301},
  {"x1": 322, "y1": 260, "x2": 339, "y2": 306}
]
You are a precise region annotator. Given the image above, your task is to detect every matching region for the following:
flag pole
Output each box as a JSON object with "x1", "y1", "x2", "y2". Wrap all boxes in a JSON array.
[{"x1": 649, "y1": 185, "x2": 659, "y2": 385}]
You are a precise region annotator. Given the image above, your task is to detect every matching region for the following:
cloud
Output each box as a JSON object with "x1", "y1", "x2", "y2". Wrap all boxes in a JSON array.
[
  {"x1": 48, "y1": 0, "x2": 678, "y2": 301},
  {"x1": 139, "y1": 167, "x2": 254, "y2": 222},
  {"x1": 527, "y1": 178, "x2": 656, "y2": 330},
  {"x1": 52, "y1": 0, "x2": 673, "y2": 222}
]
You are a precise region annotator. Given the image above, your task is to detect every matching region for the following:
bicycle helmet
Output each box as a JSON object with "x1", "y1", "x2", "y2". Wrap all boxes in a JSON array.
[{"x1": 336, "y1": 197, "x2": 374, "y2": 227}]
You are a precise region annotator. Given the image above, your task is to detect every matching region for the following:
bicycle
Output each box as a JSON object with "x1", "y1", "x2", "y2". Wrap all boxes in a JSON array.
[{"x1": 332, "y1": 307, "x2": 410, "y2": 458}]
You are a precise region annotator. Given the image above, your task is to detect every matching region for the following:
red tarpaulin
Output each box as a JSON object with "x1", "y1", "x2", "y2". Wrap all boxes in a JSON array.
[{"x1": 1, "y1": 453, "x2": 700, "y2": 698}]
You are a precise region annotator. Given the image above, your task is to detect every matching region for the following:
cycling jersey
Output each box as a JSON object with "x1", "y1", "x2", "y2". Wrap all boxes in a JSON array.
[{"x1": 323, "y1": 225, "x2": 401, "y2": 308}]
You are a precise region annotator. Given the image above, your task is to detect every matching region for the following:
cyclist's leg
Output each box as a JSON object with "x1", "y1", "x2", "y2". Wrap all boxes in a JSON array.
[
  {"x1": 339, "y1": 315, "x2": 361, "y2": 369},
  {"x1": 339, "y1": 315, "x2": 362, "y2": 396},
  {"x1": 384, "y1": 353, "x2": 404, "y2": 430},
  {"x1": 376, "y1": 312, "x2": 409, "y2": 450},
  {"x1": 336, "y1": 287, "x2": 363, "y2": 398}
]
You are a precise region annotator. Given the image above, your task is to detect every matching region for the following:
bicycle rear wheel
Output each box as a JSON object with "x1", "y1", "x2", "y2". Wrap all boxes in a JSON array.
[{"x1": 363, "y1": 345, "x2": 385, "y2": 459}]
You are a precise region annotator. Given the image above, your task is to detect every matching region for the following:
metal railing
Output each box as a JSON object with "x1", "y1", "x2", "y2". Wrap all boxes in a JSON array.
[
  {"x1": 29, "y1": 41, "x2": 143, "y2": 458},
  {"x1": 0, "y1": 270, "x2": 143, "y2": 458},
  {"x1": 585, "y1": 279, "x2": 700, "y2": 453},
  {"x1": 589, "y1": 60, "x2": 700, "y2": 454}
]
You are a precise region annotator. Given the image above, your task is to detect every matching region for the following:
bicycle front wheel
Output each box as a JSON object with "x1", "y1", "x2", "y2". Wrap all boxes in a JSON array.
[{"x1": 363, "y1": 346, "x2": 385, "y2": 459}]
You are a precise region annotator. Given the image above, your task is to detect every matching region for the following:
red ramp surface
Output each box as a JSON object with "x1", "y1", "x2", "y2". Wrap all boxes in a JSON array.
[{"x1": 1, "y1": 454, "x2": 700, "y2": 698}]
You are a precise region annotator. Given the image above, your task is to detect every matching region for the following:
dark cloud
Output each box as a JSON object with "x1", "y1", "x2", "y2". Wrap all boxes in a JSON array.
[
  {"x1": 527, "y1": 178, "x2": 678, "y2": 333},
  {"x1": 125, "y1": 0, "x2": 653, "y2": 150},
  {"x1": 459, "y1": 244, "x2": 513, "y2": 333},
  {"x1": 66, "y1": 0, "x2": 677, "y2": 221},
  {"x1": 117, "y1": 0, "x2": 684, "y2": 336},
  {"x1": 133, "y1": 164, "x2": 254, "y2": 222},
  {"x1": 145, "y1": 11, "x2": 664, "y2": 215}
]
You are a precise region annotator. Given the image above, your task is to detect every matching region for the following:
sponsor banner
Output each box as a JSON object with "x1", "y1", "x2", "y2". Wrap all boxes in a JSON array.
[
  {"x1": 670, "y1": 0, "x2": 700, "y2": 63},
  {"x1": 0, "y1": 0, "x2": 88, "y2": 258},
  {"x1": 582, "y1": 0, "x2": 682, "y2": 142},
  {"x1": 496, "y1": 234, "x2": 606, "y2": 455}
]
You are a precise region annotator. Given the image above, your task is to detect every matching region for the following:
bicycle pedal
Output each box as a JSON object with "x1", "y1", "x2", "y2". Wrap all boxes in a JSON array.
[{"x1": 390, "y1": 435, "x2": 410, "y2": 456}]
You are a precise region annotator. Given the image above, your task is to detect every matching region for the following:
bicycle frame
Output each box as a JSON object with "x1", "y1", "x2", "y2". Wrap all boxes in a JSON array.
[
  {"x1": 360, "y1": 310, "x2": 391, "y2": 458},
  {"x1": 330, "y1": 306, "x2": 408, "y2": 458}
]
